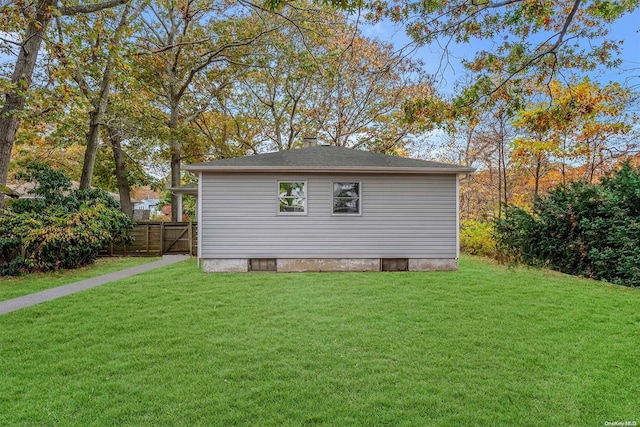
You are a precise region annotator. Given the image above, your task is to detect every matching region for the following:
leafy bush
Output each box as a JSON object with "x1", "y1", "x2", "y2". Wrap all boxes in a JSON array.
[
  {"x1": 0, "y1": 164, "x2": 133, "y2": 276},
  {"x1": 496, "y1": 162, "x2": 640, "y2": 287},
  {"x1": 460, "y1": 219, "x2": 497, "y2": 257}
]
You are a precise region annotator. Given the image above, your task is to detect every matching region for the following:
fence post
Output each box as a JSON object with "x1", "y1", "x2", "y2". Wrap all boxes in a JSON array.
[
  {"x1": 159, "y1": 222, "x2": 165, "y2": 256},
  {"x1": 145, "y1": 223, "x2": 150, "y2": 255}
]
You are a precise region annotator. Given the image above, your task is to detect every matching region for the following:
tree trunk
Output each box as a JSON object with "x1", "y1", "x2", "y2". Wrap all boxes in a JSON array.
[
  {"x1": 497, "y1": 125, "x2": 508, "y2": 219},
  {"x1": 169, "y1": 105, "x2": 181, "y2": 222},
  {"x1": 501, "y1": 139, "x2": 508, "y2": 207},
  {"x1": 0, "y1": 0, "x2": 55, "y2": 207},
  {"x1": 496, "y1": 114, "x2": 509, "y2": 210},
  {"x1": 534, "y1": 158, "x2": 542, "y2": 200},
  {"x1": 497, "y1": 143, "x2": 503, "y2": 219},
  {"x1": 170, "y1": 148, "x2": 181, "y2": 222},
  {"x1": 78, "y1": 2, "x2": 136, "y2": 190},
  {"x1": 79, "y1": 106, "x2": 106, "y2": 189},
  {"x1": 561, "y1": 135, "x2": 567, "y2": 186},
  {"x1": 107, "y1": 126, "x2": 134, "y2": 217}
]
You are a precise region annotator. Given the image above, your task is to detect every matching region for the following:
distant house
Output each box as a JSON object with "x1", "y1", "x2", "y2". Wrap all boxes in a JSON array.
[
  {"x1": 133, "y1": 196, "x2": 161, "y2": 218},
  {"x1": 184, "y1": 145, "x2": 474, "y2": 273}
]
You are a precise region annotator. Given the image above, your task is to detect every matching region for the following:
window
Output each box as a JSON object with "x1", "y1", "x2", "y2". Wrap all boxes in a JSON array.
[
  {"x1": 278, "y1": 181, "x2": 306, "y2": 214},
  {"x1": 333, "y1": 182, "x2": 360, "y2": 214}
]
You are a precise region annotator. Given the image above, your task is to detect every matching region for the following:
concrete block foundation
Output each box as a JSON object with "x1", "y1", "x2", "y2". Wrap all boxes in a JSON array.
[
  {"x1": 408, "y1": 258, "x2": 458, "y2": 271},
  {"x1": 277, "y1": 258, "x2": 380, "y2": 272},
  {"x1": 202, "y1": 258, "x2": 248, "y2": 273},
  {"x1": 201, "y1": 258, "x2": 459, "y2": 272}
]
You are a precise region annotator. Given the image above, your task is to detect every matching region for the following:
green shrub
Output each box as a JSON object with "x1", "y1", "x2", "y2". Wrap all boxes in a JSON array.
[
  {"x1": 459, "y1": 219, "x2": 497, "y2": 257},
  {"x1": 0, "y1": 164, "x2": 133, "y2": 276},
  {"x1": 495, "y1": 162, "x2": 640, "y2": 287}
]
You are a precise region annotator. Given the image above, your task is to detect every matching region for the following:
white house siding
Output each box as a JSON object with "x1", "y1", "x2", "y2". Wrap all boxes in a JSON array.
[{"x1": 199, "y1": 173, "x2": 458, "y2": 261}]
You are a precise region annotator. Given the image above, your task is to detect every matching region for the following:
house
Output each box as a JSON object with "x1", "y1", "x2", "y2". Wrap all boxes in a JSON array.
[
  {"x1": 133, "y1": 196, "x2": 162, "y2": 218},
  {"x1": 133, "y1": 197, "x2": 161, "y2": 213},
  {"x1": 184, "y1": 145, "x2": 474, "y2": 272}
]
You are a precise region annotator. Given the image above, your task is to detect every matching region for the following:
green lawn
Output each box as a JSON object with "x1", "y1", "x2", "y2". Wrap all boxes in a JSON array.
[
  {"x1": 0, "y1": 257, "x2": 160, "y2": 301},
  {"x1": 1, "y1": 256, "x2": 638, "y2": 426}
]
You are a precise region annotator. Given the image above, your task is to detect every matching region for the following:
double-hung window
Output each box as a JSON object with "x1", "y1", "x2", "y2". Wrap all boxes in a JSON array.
[
  {"x1": 278, "y1": 181, "x2": 306, "y2": 214},
  {"x1": 333, "y1": 182, "x2": 360, "y2": 214}
]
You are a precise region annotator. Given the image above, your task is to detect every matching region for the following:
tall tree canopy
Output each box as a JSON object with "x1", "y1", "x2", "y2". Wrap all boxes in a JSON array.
[
  {"x1": 205, "y1": 5, "x2": 432, "y2": 154},
  {"x1": 375, "y1": 0, "x2": 639, "y2": 106},
  {"x1": 0, "y1": 0, "x2": 130, "y2": 207}
]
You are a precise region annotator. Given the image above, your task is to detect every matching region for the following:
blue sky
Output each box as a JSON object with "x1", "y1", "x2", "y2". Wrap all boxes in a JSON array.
[{"x1": 360, "y1": 9, "x2": 640, "y2": 95}]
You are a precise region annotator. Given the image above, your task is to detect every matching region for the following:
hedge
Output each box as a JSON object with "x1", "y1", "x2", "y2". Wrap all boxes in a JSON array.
[{"x1": 495, "y1": 162, "x2": 640, "y2": 287}]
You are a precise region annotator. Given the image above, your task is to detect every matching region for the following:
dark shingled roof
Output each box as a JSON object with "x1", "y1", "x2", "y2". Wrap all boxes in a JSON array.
[{"x1": 185, "y1": 146, "x2": 474, "y2": 174}]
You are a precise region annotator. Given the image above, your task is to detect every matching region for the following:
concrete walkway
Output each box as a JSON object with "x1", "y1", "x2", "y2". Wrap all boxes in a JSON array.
[{"x1": 0, "y1": 255, "x2": 190, "y2": 316}]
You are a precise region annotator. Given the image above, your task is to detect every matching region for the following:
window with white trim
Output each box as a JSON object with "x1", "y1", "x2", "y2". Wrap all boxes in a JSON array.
[
  {"x1": 333, "y1": 182, "x2": 360, "y2": 214},
  {"x1": 278, "y1": 181, "x2": 306, "y2": 214}
]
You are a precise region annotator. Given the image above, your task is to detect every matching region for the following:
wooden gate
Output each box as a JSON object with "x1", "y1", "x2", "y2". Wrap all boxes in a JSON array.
[
  {"x1": 160, "y1": 222, "x2": 194, "y2": 254},
  {"x1": 108, "y1": 221, "x2": 196, "y2": 256}
]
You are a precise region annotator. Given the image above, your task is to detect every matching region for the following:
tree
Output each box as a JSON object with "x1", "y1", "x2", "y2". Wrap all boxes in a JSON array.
[
  {"x1": 374, "y1": 0, "x2": 638, "y2": 105},
  {"x1": 133, "y1": 0, "x2": 277, "y2": 220},
  {"x1": 51, "y1": 1, "x2": 146, "y2": 190},
  {"x1": 512, "y1": 78, "x2": 635, "y2": 201},
  {"x1": 192, "y1": 107, "x2": 262, "y2": 158},
  {"x1": 309, "y1": 33, "x2": 431, "y2": 150},
  {"x1": 0, "y1": 0, "x2": 130, "y2": 208},
  {"x1": 407, "y1": 73, "x2": 523, "y2": 220},
  {"x1": 211, "y1": 6, "x2": 432, "y2": 154},
  {"x1": 511, "y1": 124, "x2": 560, "y2": 200},
  {"x1": 227, "y1": 9, "x2": 323, "y2": 151}
]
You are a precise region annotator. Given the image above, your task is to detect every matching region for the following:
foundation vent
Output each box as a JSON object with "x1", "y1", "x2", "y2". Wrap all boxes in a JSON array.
[
  {"x1": 381, "y1": 258, "x2": 409, "y2": 272},
  {"x1": 249, "y1": 258, "x2": 277, "y2": 272}
]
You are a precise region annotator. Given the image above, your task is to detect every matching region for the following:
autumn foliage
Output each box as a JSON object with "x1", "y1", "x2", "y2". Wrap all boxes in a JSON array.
[{"x1": 459, "y1": 219, "x2": 497, "y2": 258}]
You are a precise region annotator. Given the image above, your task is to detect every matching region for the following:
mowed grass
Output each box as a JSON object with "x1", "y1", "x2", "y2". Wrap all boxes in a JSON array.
[
  {"x1": 0, "y1": 257, "x2": 160, "y2": 301},
  {"x1": 1, "y1": 256, "x2": 638, "y2": 426}
]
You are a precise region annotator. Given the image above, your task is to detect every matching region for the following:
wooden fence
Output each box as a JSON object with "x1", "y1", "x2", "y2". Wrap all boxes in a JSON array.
[{"x1": 107, "y1": 221, "x2": 196, "y2": 256}]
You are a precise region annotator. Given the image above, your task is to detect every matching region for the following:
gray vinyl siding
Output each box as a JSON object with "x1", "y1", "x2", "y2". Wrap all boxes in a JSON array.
[{"x1": 200, "y1": 173, "x2": 458, "y2": 259}]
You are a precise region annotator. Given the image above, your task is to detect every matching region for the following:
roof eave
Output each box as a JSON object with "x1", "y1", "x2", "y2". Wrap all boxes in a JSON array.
[
  {"x1": 167, "y1": 187, "x2": 198, "y2": 195},
  {"x1": 183, "y1": 166, "x2": 475, "y2": 174}
]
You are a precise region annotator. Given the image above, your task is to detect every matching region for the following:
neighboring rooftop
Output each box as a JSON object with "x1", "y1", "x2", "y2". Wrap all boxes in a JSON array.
[
  {"x1": 5, "y1": 180, "x2": 131, "y2": 202},
  {"x1": 184, "y1": 145, "x2": 475, "y2": 174}
]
